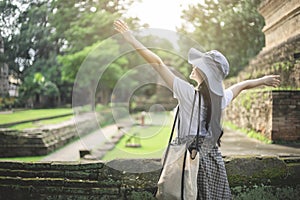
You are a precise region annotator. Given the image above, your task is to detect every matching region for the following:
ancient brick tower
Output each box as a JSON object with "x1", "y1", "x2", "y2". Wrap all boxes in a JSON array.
[{"x1": 224, "y1": 0, "x2": 300, "y2": 142}]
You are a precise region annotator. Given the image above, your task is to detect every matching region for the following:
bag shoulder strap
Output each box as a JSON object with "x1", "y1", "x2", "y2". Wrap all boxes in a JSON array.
[
  {"x1": 186, "y1": 90, "x2": 198, "y2": 137},
  {"x1": 161, "y1": 90, "x2": 197, "y2": 169}
]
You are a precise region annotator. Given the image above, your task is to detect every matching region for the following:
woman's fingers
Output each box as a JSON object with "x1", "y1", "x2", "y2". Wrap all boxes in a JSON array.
[
  {"x1": 114, "y1": 19, "x2": 129, "y2": 33},
  {"x1": 271, "y1": 75, "x2": 280, "y2": 87},
  {"x1": 263, "y1": 75, "x2": 281, "y2": 87},
  {"x1": 113, "y1": 19, "x2": 134, "y2": 42}
]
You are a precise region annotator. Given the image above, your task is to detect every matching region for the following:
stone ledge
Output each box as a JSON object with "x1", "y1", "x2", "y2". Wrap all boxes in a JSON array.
[
  {"x1": 0, "y1": 156, "x2": 299, "y2": 199},
  {"x1": 0, "y1": 113, "x2": 99, "y2": 157}
]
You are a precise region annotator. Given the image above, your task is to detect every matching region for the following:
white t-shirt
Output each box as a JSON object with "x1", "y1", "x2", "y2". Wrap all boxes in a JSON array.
[{"x1": 173, "y1": 77, "x2": 233, "y2": 136}]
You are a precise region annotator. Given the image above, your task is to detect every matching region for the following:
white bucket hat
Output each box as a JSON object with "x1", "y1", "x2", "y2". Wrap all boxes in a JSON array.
[{"x1": 188, "y1": 48, "x2": 229, "y2": 96}]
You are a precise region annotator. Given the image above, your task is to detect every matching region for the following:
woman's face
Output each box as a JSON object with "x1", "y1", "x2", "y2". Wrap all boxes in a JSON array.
[{"x1": 189, "y1": 65, "x2": 204, "y2": 84}]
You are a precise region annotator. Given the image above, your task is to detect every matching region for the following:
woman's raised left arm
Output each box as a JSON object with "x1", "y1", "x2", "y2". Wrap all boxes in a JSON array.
[{"x1": 228, "y1": 75, "x2": 280, "y2": 100}]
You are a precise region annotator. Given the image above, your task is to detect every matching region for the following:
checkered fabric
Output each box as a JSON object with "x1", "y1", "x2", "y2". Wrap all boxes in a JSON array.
[
  {"x1": 178, "y1": 136, "x2": 232, "y2": 200},
  {"x1": 196, "y1": 144, "x2": 232, "y2": 199}
]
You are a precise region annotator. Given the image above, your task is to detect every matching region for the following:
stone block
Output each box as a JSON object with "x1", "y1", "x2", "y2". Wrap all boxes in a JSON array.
[
  {"x1": 0, "y1": 158, "x2": 300, "y2": 199},
  {"x1": 0, "y1": 113, "x2": 99, "y2": 157},
  {"x1": 225, "y1": 156, "x2": 288, "y2": 186}
]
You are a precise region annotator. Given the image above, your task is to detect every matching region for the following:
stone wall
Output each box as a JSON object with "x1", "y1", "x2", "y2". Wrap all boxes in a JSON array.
[
  {"x1": 0, "y1": 157, "x2": 299, "y2": 199},
  {"x1": 0, "y1": 113, "x2": 98, "y2": 157},
  {"x1": 225, "y1": 34, "x2": 300, "y2": 89},
  {"x1": 0, "y1": 157, "x2": 300, "y2": 200},
  {"x1": 224, "y1": 90, "x2": 300, "y2": 141},
  {"x1": 224, "y1": 90, "x2": 272, "y2": 139},
  {"x1": 224, "y1": 31, "x2": 300, "y2": 142},
  {"x1": 272, "y1": 90, "x2": 300, "y2": 141},
  {"x1": 224, "y1": 0, "x2": 300, "y2": 141}
]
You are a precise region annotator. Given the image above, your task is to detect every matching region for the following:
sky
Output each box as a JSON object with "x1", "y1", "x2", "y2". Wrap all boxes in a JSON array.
[{"x1": 126, "y1": 0, "x2": 200, "y2": 31}]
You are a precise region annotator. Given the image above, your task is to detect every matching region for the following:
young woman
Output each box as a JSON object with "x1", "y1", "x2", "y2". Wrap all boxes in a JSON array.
[{"x1": 114, "y1": 19, "x2": 280, "y2": 199}]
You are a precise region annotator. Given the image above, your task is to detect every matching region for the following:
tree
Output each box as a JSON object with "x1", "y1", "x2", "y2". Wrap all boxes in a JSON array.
[
  {"x1": 0, "y1": 0, "x2": 67, "y2": 107},
  {"x1": 51, "y1": 0, "x2": 137, "y2": 109},
  {"x1": 18, "y1": 72, "x2": 59, "y2": 108},
  {"x1": 59, "y1": 39, "x2": 127, "y2": 109},
  {"x1": 50, "y1": 0, "x2": 135, "y2": 53},
  {"x1": 180, "y1": 0, "x2": 265, "y2": 76},
  {"x1": 0, "y1": 0, "x2": 135, "y2": 108}
]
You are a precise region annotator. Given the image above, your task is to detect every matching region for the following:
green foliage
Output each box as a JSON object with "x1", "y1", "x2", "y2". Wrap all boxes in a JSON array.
[
  {"x1": 18, "y1": 72, "x2": 59, "y2": 107},
  {"x1": 0, "y1": 0, "x2": 135, "y2": 108},
  {"x1": 240, "y1": 92, "x2": 255, "y2": 112},
  {"x1": 180, "y1": 0, "x2": 265, "y2": 76},
  {"x1": 232, "y1": 184, "x2": 300, "y2": 200},
  {"x1": 128, "y1": 191, "x2": 156, "y2": 200},
  {"x1": 271, "y1": 61, "x2": 293, "y2": 72},
  {"x1": 50, "y1": 0, "x2": 131, "y2": 52},
  {"x1": 0, "y1": 96, "x2": 16, "y2": 110},
  {"x1": 246, "y1": 129, "x2": 272, "y2": 144}
]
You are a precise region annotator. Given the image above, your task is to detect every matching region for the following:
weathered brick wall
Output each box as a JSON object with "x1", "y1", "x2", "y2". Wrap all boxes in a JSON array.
[
  {"x1": 0, "y1": 113, "x2": 98, "y2": 157},
  {"x1": 224, "y1": 18, "x2": 300, "y2": 142},
  {"x1": 224, "y1": 90, "x2": 300, "y2": 141},
  {"x1": 272, "y1": 90, "x2": 300, "y2": 141},
  {"x1": 0, "y1": 157, "x2": 299, "y2": 200}
]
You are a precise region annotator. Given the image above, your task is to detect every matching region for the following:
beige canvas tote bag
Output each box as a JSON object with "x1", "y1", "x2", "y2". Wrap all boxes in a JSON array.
[{"x1": 156, "y1": 91, "x2": 203, "y2": 200}]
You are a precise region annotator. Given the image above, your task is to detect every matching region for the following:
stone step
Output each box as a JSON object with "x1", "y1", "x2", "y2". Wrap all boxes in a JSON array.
[
  {"x1": 0, "y1": 113, "x2": 99, "y2": 157},
  {"x1": 0, "y1": 184, "x2": 121, "y2": 199},
  {"x1": 0, "y1": 161, "x2": 104, "y2": 170},
  {"x1": 0, "y1": 168, "x2": 99, "y2": 180},
  {"x1": 0, "y1": 175, "x2": 121, "y2": 188}
]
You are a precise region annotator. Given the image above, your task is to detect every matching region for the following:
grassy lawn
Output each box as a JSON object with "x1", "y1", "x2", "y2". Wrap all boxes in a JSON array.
[
  {"x1": 8, "y1": 115, "x2": 74, "y2": 130},
  {"x1": 102, "y1": 125, "x2": 172, "y2": 160},
  {"x1": 0, "y1": 108, "x2": 73, "y2": 125},
  {"x1": 0, "y1": 156, "x2": 45, "y2": 162}
]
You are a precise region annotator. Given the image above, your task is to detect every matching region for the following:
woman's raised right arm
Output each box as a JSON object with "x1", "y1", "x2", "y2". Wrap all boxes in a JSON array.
[{"x1": 114, "y1": 19, "x2": 175, "y2": 89}]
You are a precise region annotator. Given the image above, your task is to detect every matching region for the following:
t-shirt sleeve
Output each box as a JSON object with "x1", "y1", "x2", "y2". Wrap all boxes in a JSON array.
[
  {"x1": 221, "y1": 89, "x2": 233, "y2": 109},
  {"x1": 173, "y1": 77, "x2": 194, "y2": 103}
]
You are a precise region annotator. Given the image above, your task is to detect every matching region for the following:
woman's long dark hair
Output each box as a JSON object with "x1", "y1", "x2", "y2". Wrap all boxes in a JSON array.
[
  {"x1": 198, "y1": 80, "x2": 223, "y2": 146},
  {"x1": 198, "y1": 80, "x2": 211, "y2": 131}
]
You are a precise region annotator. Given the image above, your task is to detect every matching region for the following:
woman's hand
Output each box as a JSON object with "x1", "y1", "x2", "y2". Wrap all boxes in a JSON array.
[
  {"x1": 114, "y1": 19, "x2": 135, "y2": 42},
  {"x1": 260, "y1": 75, "x2": 281, "y2": 87}
]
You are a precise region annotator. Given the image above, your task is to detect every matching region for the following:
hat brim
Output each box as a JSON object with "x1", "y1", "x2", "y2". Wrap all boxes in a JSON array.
[{"x1": 188, "y1": 48, "x2": 224, "y2": 96}]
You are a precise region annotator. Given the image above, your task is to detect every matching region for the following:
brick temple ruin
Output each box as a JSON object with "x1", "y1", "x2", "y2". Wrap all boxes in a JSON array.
[{"x1": 224, "y1": 0, "x2": 300, "y2": 142}]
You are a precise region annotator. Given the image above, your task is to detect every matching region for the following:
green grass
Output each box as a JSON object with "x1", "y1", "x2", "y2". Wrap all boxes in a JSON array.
[
  {"x1": 8, "y1": 115, "x2": 74, "y2": 130},
  {"x1": 0, "y1": 108, "x2": 73, "y2": 125},
  {"x1": 0, "y1": 156, "x2": 45, "y2": 162},
  {"x1": 102, "y1": 125, "x2": 172, "y2": 160},
  {"x1": 224, "y1": 121, "x2": 273, "y2": 144}
]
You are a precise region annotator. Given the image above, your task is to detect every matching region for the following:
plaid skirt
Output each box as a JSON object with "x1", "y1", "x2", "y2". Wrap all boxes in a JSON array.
[{"x1": 179, "y1": 137, "x2": 232, "y2": 200}]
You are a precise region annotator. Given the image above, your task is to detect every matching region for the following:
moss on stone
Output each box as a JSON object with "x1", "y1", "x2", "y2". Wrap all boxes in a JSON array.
[
  {"x1": 127, "y1": 191, "x2": 156, "y2": 200},
  {"x1": 226, "y1": 156, "x2": 288, "y2": 186}
]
